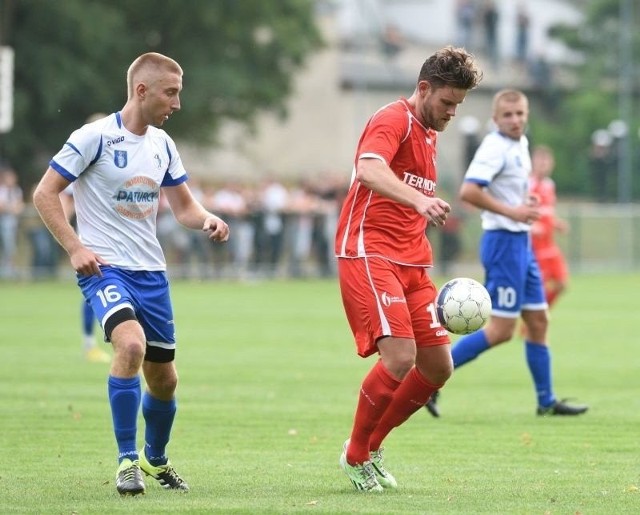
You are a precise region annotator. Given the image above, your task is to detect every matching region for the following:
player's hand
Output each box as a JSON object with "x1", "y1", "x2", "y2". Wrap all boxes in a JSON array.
[
  {"x1": 203, "y1": 216, "x2": 230, "y2": 242},
  {"x1": 513, "y1": 204, "x2": 540, "y2": 224},
  {"x1": 418, "y1": 197, "x2": 451, "y2": 226},
  {"x1": 526, "y1": 194, "x2": 540, "y2": 207},
  {"x1": 69, "y1": 247, "x2": 108, "y2": 277}
]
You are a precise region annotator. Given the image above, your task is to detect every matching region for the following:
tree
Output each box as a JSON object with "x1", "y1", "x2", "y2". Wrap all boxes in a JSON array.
[
  {"x1": 0, "y1": 0, "x2": 323, "y2": 185},
  {"x1": 530, "y1": 0, "x2": 640, "y2": 199}
]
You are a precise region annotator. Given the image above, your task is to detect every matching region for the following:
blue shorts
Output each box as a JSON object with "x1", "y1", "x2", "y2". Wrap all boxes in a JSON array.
[
  {"x1": 77, "y1": 267, "x2": 176, "y2": 355},
  {"x1": 480, "y1": 230, "x2": 547, "y2": 318}
]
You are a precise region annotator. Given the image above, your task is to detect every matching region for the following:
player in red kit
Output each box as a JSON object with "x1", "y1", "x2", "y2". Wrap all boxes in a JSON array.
[
  {"x1": 529, "y1": 145, "x2": 569, "y2": 307},
  {"x1": 335, "y1": 46, "x2": 482, "y2": 492}
]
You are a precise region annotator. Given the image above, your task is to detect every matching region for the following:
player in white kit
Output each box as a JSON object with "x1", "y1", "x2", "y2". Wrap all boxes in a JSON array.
[
  {"x1": 425, "y1": 89, "x2": 587, "y2": 418},
  {"x1": 33, "y1": 52, "x2": 230, "y2": 496}
]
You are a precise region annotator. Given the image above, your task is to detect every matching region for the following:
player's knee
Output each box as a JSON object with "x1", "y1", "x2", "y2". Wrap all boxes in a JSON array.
[
  {"x1": 421, "y1": 360, "x2": 453, "y2": 384},
  {"x1": 486, "y1": 322, "x2": 516, "y2": 345},
  {"x1": 106, "y1": 309, "x2": 146, "y2": 363},
  {"x1": 378, "y1": 337, "x2": 416, "y2": 379},
  {"x1": 521, "y1": 313, "x2": 548, "y2": 341},
  {"x1": 382, "y1": 353, "x2": 416, "y2": 379},
  {"x1": 146, "y1": 370, "x2": 178, "y2": 399},
  {"x1": 148, "y1": 377, "x2": 178, "y2": 399}
]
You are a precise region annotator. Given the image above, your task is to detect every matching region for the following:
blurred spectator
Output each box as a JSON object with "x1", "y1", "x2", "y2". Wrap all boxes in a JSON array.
[
  {"x1": 23, "y1": 184, "x2": 60, "y2": 278},
  {"x1": 206, "y1": 180, "x2": 254, "y2": 279},
  {"x1": 257, "y1": 175, "x2": 289, "y2": 277},
  {"x1": 0, "y1": 165, "x2": 25, "y2": 278},
  {"x1": 455, "y1": 0, "x2": 477, "y2": 51},
  {"x1": 528, "y1": 53, "x2": 551, "y2": 89},
  {"x1": 514, "y1": 4, "x2": 530, "y2": 65},
  {"x1": 381, "y1": 23, "x2": 404, "y2": 58},
  {"x1": 528, "y1": 53, "x2": 556, "y2": 111},
  {"x1": 311, "y1": 171, "x2": 348, "y2": 277},
  {"x1": 482, "y1": 0, "x2": 500, "y2": 70},
  {"x1": 286, "y1": 180, "x2": 318, "y2": 278},
  {"x1": 184, "y1": 177, "x2": 213, "y2": 278},
  {"x1": 156, "y1": 190, "x2": 192, "y2": 277},
  {"x1": 438, "y1": 210, "x2": 464, "y2": 276}
]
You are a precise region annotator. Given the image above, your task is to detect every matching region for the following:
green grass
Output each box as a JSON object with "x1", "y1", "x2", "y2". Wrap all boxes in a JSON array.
[{"x1": 1, "y1": 274, "x2": 639, "y2": 514}]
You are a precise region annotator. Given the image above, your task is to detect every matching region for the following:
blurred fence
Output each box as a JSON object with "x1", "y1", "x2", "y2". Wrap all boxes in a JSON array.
[
  {"x1": 5, "y1": 202, "x2": 640, "y2": 282},
  {"x1": 440, "y1": 201, "x2": 640, "y2": 276},
  {"x1": 561, "y1": 203, "x2": 640, "y2": 273}
]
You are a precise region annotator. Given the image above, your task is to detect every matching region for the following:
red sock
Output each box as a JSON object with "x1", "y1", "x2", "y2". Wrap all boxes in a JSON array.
[
  {"x1": 369, "y1": 367, "x2": 442, "y2": 451},
  {"x1": 346, "y1": 360, "x2": 400, "y2": 465}
]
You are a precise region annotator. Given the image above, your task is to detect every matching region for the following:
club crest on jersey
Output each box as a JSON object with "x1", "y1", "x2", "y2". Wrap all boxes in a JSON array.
[{"x1": 114, "y1": 150, "x2": 128, "y2": 169}]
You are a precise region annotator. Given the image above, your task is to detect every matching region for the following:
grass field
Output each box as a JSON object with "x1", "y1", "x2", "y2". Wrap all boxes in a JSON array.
[{"x1": 1, "y1": 273, "x2": 639, "y2": 514}]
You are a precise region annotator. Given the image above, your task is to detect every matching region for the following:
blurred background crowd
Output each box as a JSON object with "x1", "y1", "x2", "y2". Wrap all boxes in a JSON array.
[
  {"x1": 2, "y1": 165, "x2": 350, "y2": 280},
  {"x1": 0, "y1": 0, "x2": 638, "y2": 280}
]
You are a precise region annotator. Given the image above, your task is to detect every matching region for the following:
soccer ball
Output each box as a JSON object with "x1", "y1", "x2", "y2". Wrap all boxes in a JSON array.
[{"x1": 436, "y1": 277, "x2": 491, "y2": 335}]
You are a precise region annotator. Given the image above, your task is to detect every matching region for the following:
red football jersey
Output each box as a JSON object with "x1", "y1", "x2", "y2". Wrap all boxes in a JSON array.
[
  {"x1": 530, "y1": 176, "x2": 557, "y2": 255},
  {"x1": 335, "y1": 98, "x2": 438, "y2": 266}
]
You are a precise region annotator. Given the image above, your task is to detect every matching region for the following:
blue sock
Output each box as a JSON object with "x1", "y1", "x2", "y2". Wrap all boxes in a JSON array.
[
  {"x1": 108, "y1": 375, "x2": 141, "y2": 463},
  {"x1": 142, "y1": 392, "x2": 176, "y2": 466},
  {"x1": 525, "y1": 341, "x2": 555, "y2": 408},
  {"x1": 451, "y1": 330, "x2": 490, "y2": 368}
]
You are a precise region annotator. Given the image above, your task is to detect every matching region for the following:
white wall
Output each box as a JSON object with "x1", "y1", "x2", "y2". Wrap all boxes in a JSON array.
[{"x1": 181, "y1": 0, "x2": 581, "y2": 183}]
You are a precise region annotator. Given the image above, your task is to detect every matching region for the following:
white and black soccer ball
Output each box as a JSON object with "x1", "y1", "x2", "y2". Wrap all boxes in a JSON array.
[{"x1": 436, "y1": 277, "x2": 491, "y2": 335}]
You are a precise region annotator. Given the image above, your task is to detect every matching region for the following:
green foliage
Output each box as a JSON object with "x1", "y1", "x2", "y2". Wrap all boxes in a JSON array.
[
  {"x1": 1, "y1": 275, "x2": 640, "y2": 513},
  {"x1": 533, "y1": 0, "x2": 640, "y2": 199},
  {"x1": 2, "y1": 0, "x2": 323, "y2": 185}
]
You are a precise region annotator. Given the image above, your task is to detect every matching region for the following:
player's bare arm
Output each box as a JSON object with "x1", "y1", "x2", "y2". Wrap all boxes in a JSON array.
[
  {"x1": 33, "y1": 168, "x2": 108, "y2": 276},
  {"x1": 59, "y1": 188, "x2": 75, "y2": 220},
  {"x1": 357, "y1": 157, "x2": 450, "y2": 226},
  {"x1": 459, "y1": 181, "x2": 539, "y2": 223},
  {"x1": 163, "y1": 182, "x2": 230, "y2": 242}
]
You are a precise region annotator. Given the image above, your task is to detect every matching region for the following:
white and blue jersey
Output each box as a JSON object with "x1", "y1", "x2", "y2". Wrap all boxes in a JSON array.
[
  {"x1": 50, "y1": 112, "x2": 188, "y2": 271},
  {"x1": 464, "y1": 131, "x2": 546, "y2": 316},
  {"x1": 464, "y1": 130, "x2": 531, "y2": 232},
  {"x1": 51, "y1": 113, "x2": 187, "y2": 352}
]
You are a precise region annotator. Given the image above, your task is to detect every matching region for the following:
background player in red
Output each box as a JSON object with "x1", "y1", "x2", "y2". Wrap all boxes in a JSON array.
[
  {"x1": 334, "y1": 46, "x2": 482, "y2": 492},
  {"x1": 529, "y1": 145, "x2": 570, "y2": 307}
]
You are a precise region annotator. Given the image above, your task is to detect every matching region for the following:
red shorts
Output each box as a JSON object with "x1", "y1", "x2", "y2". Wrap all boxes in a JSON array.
[
  {"x1": 536, "y1": 252, "x2": 568, "y2": 284},
  {"x1": 338, "y1": 257, "x2": 450, "y2": 358}
]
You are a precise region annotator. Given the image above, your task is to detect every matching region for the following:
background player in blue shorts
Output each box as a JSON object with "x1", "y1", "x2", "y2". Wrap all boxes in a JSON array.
[
  {"x1": 33, "y1": 52, "x2": 230, "y2": 495},
  {"x1": 426, "y1": 89, "x2": 587, "y2": 418},
  {"x1": 60, "y1": 180, "x2": 111, "y2": 363}
]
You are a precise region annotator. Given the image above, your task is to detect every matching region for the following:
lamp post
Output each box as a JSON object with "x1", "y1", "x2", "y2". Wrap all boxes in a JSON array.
[
  {"x1": 608, "y1": 119, "x2": 629, "y2": 204},
  {"x1": 617, "y1": 0, "x2": 633, "y2": 203},
  {"x1": 590, "y1": 129, "x2": 613, "y2": 203}
]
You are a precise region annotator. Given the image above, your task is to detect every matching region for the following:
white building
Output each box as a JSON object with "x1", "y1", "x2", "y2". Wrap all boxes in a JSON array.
[{"x1": 182, "y1": 0, "x2": 582, "y2": 190}]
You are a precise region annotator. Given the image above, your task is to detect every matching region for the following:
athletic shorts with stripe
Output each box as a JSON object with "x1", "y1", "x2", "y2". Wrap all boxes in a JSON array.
[
  {"x1": 480, "y1": 230, "x2": 548, "y2": 318},
  {"x1": 338, "y1": 257, "x2": 450, "y2": 358},
  {"x1": 77, "y1": 266, "x2": 176, "y2": 362}
]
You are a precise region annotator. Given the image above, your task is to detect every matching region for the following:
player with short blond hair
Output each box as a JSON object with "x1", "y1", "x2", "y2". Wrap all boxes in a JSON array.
[
  {"x1": 426, "y1": 89, "x2": 587, "y2": 418},
  {"x1": 33, "y1": 52, "x2": 230, "y2": 496}
]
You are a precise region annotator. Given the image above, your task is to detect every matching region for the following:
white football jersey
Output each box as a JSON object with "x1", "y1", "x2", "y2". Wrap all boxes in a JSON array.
[
  {"x1": 50, "y1": 112, "x2": 187, "y2": 270},
  {"x1": 463, "y1": 130, "x2": 532, "y2": 232}
]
